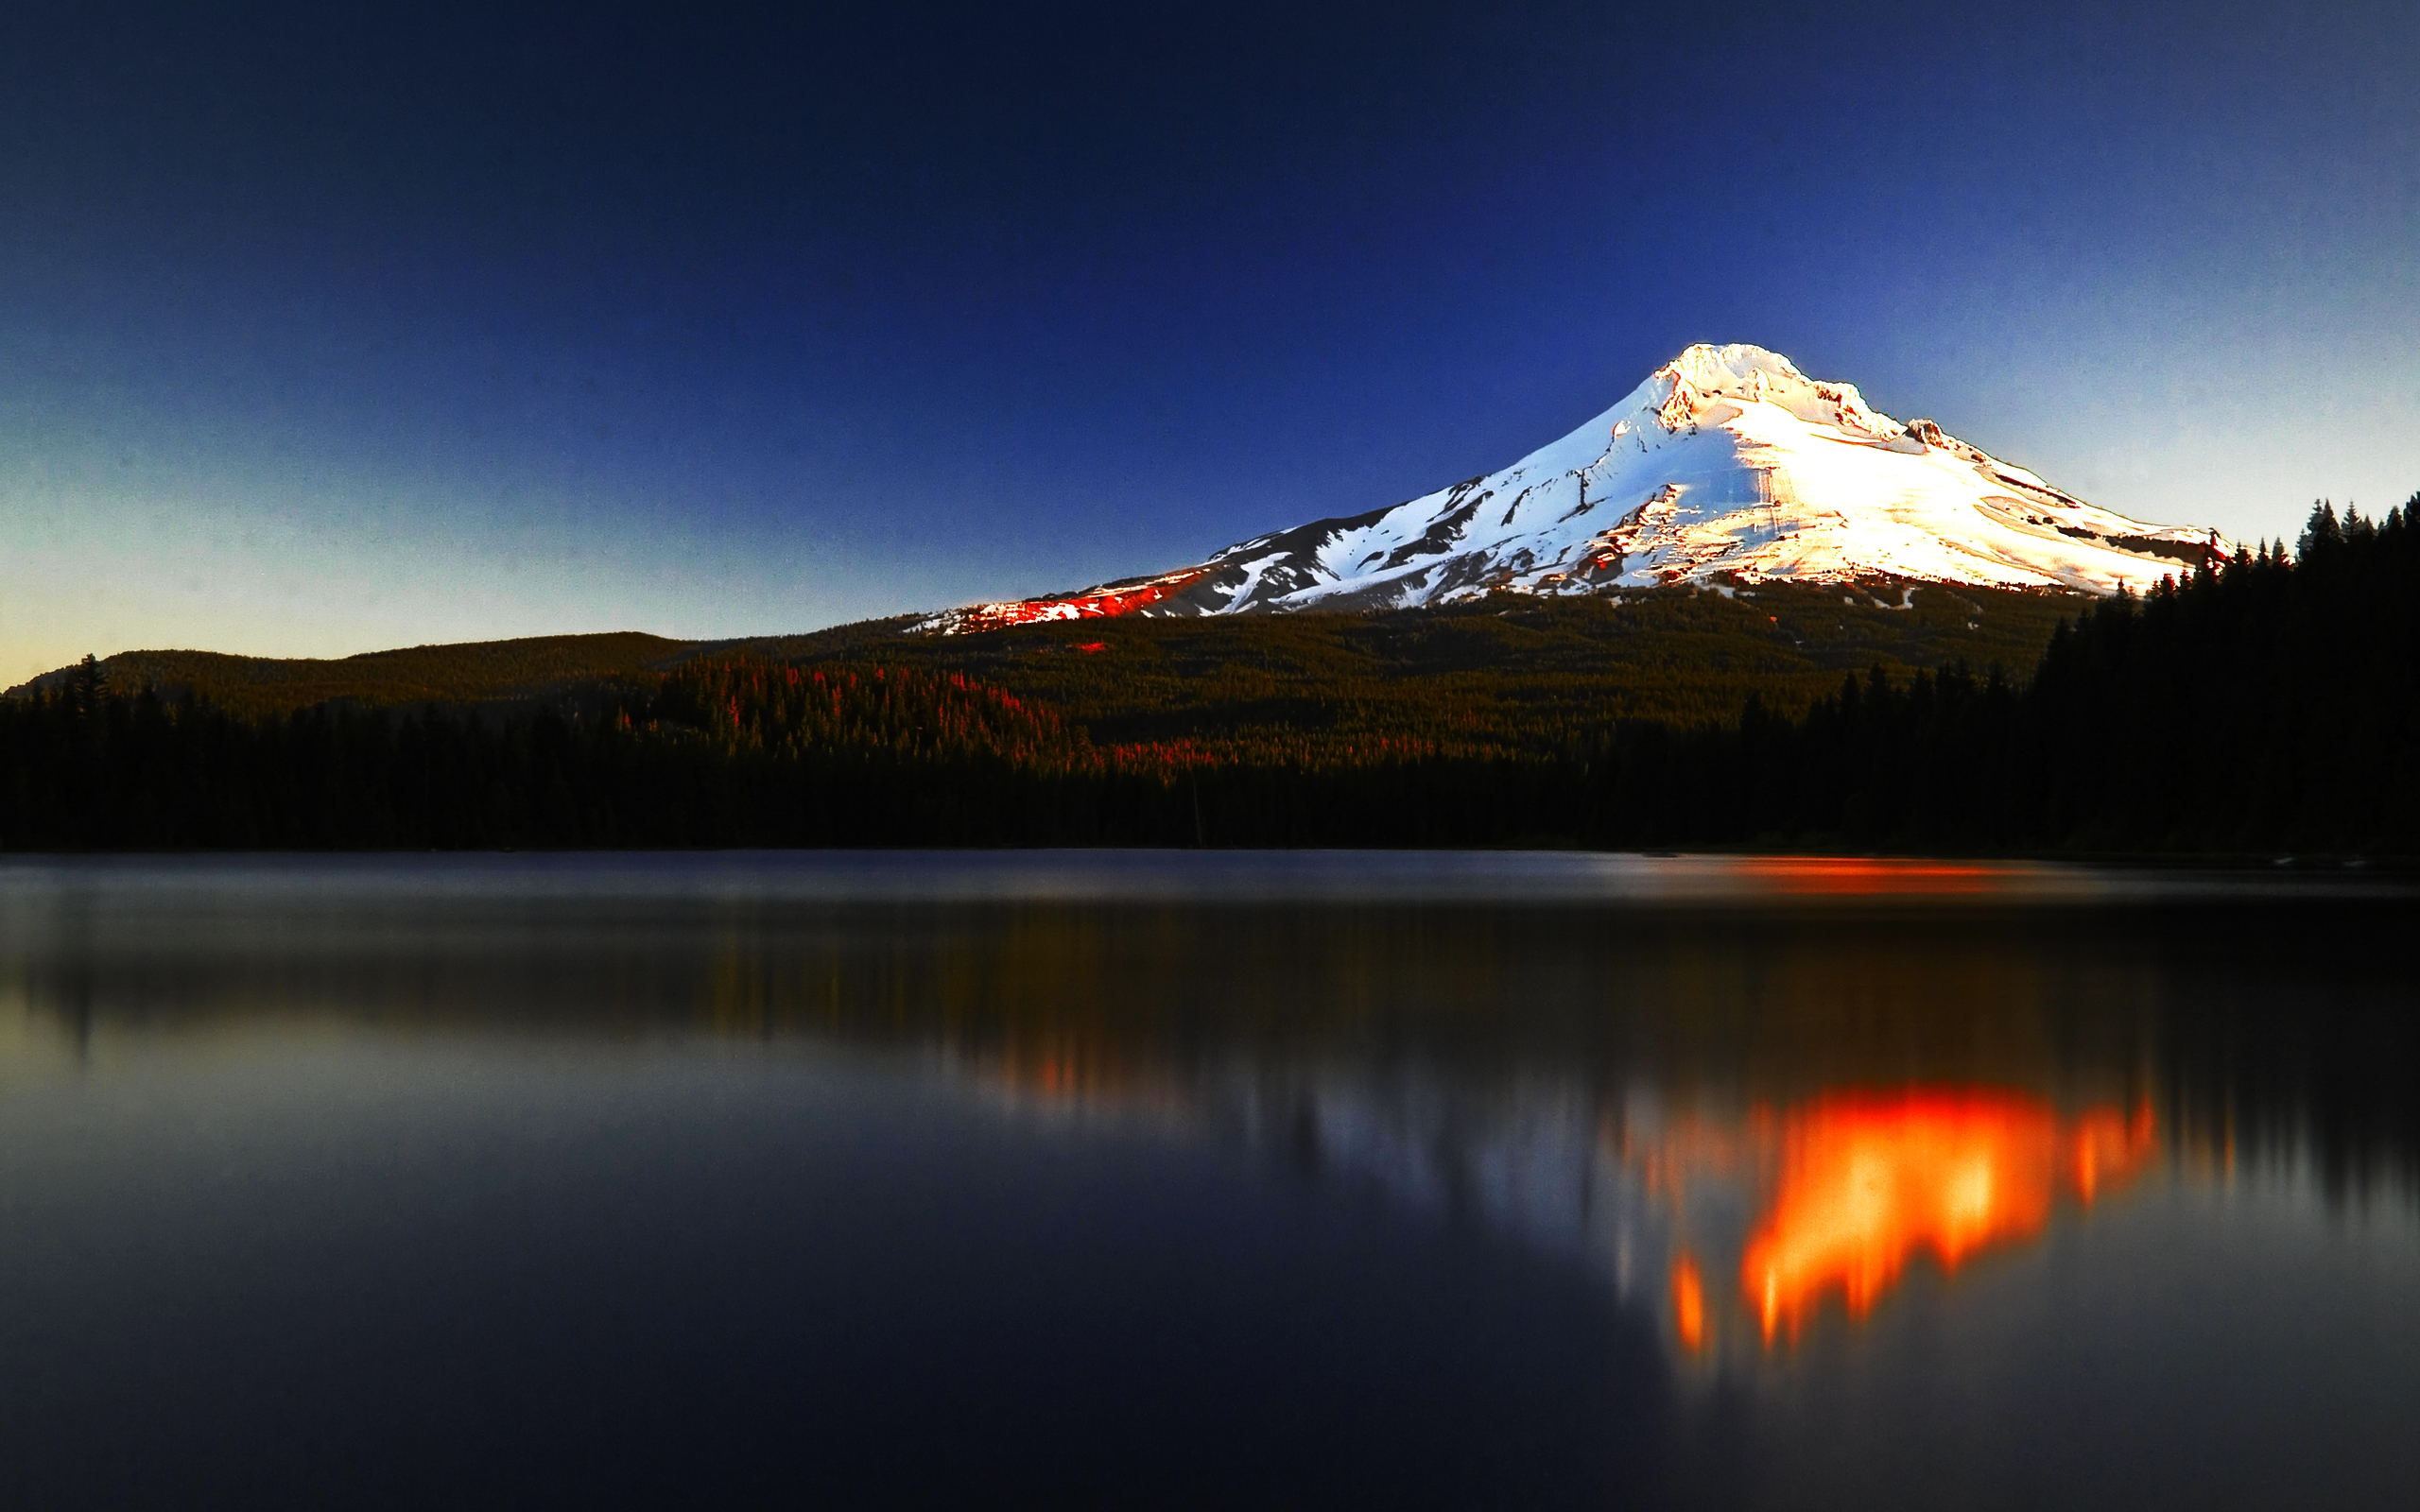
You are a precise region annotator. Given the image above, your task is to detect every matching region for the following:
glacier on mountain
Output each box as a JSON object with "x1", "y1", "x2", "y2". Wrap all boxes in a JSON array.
[{"x1": 926, "y1": 343, "x2": 2222, "y2": 632}]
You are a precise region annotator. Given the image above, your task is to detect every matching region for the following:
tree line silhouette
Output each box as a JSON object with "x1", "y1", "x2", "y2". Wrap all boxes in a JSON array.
[
  {"x1": 1613, "y1": 498, "x2": 2418, "y2": 854},
  {"x1": 5, "y1": 500, "x2": 2412, "y2": 854}
]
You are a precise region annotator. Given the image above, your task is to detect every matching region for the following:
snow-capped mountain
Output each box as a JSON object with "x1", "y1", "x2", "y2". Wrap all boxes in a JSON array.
[{"x1": 925, "y1": 343, "x2": 2222, "y2": 632}]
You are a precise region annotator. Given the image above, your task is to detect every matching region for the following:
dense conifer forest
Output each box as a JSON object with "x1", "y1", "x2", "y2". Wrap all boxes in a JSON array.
[
  {"x1": 4, "y1": 501, "x2": 2412, "y2": 854},
  {"x1": 1600, "y1": 500, "x2": 2419, "y2": 854}
]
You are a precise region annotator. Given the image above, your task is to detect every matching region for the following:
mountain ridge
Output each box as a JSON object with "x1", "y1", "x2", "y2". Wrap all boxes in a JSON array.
[{"x1": 4, "y1": 632, "x2": 709, "y2": 719}]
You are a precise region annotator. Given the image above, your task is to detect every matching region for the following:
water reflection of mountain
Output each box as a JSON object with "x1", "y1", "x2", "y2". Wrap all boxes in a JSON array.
[{"x1": 8, "y1": 882, "x2": 2414, "y2": 1314}]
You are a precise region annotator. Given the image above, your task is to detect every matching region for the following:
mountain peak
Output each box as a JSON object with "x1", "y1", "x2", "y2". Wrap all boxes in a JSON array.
[
  {"x1": 1659, "y1": 341, "x2": 1806, "y2": 394},
  {"x1": 1642, "y1": 343, "x2": 1899, "y2": 442},
  {"x1": 925, "y1": 346, "x2": 2225, "y2": 633}
]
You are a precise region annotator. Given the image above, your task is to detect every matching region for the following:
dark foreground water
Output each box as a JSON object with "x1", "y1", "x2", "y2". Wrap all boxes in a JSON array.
[{"x1": 1, "y1": 852, "x2": 2414, "y2": 1510}]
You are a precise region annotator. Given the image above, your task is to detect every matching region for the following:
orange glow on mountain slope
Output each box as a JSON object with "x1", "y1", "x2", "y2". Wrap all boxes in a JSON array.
[
  {"x1": 946, "y1": 567, "x2": 1210, "y2": 631},
  {"x1": 1740, "y1": 1089, "x2": 2152, "y2": 1341}
]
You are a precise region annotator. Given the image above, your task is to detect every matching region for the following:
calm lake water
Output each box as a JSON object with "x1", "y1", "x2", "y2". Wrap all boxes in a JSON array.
[{"x1": 1, "y1": 852, "x2": 2414, "y2": 1509}]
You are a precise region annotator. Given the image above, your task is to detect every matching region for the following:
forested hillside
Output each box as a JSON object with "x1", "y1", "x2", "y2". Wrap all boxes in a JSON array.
[
  {"x1": 0, "y1": 659, "x2": 1146, "y2": 849},
  {"x1": 15, "y1": 581, "x2": 2078, "y2": 749},
  {"x1": 5, "y1": 502, "x2": 2411, "y2": 855},
  {"x1": 758, "y1": 578, "x2": 2079, "y2": 759}
]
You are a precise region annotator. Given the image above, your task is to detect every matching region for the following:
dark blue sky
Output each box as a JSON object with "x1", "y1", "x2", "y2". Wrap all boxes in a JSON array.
[{"x1": 6, "y1": 1, "x2": 2416, "y2": 676}]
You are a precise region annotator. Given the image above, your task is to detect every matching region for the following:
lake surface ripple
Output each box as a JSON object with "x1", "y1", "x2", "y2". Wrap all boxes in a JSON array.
[{"x1": 1, "y1": 852, "x2": 2414, "y2": 1509}]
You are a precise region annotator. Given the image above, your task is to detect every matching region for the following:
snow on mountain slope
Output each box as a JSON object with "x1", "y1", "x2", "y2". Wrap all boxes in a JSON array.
[{"x1": 925, "y1": 344, "x2": 2223, "y2": 632}]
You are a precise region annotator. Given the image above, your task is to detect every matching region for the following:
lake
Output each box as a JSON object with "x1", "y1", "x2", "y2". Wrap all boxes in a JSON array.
[{"x1": 1, "y1": 852, "x2": 2413, "y2": 1508}]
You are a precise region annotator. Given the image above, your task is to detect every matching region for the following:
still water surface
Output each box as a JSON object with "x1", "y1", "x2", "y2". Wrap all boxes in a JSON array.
[{"x1": 1, "y1": 852, "x2": 2414, "y2": 1508}]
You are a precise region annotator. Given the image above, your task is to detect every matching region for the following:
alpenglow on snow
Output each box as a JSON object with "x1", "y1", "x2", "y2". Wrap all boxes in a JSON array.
[{"x1": 924, "y1": 343, "x2": 2224, "y2": 632}]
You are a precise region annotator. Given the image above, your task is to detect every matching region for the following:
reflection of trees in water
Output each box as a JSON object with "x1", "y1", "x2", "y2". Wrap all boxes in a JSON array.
[
  {"x1": 7, "y1": 885, "x2": 2411, "y2": 1364},
  {"x1": 2160, "y1": 987, "x2": 2420, "y2": 1209},
  {"x1": 9, "y1": 893, "x2": 2412, "y2": 1222}
]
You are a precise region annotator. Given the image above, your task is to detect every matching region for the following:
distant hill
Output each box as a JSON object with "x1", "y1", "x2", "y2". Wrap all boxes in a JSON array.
[
  {"x1": 11, "y1": 584, "x2": 2081, "y2": 753},
  {"x1": 9, "y1": 632, "x2": 708, "y2": 720}
]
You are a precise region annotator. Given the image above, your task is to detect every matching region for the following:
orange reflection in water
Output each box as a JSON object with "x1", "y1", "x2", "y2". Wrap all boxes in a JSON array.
[
  {"x1": 1741, "y1": 1089, "x2": 2152, "y2": 1341},
  {"x1": 1734, "y1": 857, "x2": 2015, "y2": 895},
  {"x1": 1671, "y1": 1254, "x2": 1707, "y2": 1352}
]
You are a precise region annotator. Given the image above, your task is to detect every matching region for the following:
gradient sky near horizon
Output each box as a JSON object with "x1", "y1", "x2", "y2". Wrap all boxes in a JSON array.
[{"x1": 5, "y1": 1, "x2": 2416, "y2": 682}]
